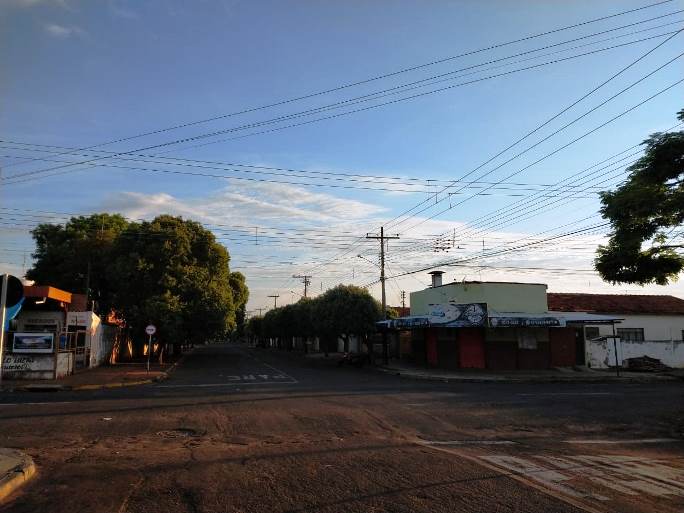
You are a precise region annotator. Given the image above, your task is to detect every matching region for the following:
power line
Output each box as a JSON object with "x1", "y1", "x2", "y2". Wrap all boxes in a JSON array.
[
  {"x1": 2, "y1": 0, "x2": 674, "y2": 170},
  {"x1": 385, "y1": 31, "x2": 684, "y2": 233},
  {"x1": 4, "y1": 27, "x2": 679, "y2": 186}
]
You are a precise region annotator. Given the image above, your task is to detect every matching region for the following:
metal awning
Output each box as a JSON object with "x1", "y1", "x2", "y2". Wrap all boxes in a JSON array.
[
  {"x1": 378, "y1": 310, "x2": 622, "y2": 330},
  {"x1": 548, "y1": 311, "x2": 623, "y2": 325}
]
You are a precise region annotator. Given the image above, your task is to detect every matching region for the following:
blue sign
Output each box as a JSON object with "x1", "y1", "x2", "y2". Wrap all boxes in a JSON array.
[{"x1": 3, "y1": 297, "x2": 24, "y2": 331}]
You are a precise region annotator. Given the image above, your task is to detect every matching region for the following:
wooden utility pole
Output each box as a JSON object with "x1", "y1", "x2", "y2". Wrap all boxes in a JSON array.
[
  {"x1": 268, "y1": 295, "x2": 280, "y2": 308},
  {"x1": 366, "y1": 227, "x2": 399, "y2": 364},
  {"x1": 292, "y1": 275, "x2": 312, "y2": 298}
]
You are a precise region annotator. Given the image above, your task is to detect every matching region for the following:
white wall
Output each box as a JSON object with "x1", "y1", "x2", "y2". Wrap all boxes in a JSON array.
[
  {"x1": 584, "y1": 313, "x2": 684, "y2": 368},
  {"x1": 584, "y1": 314, "x2": 684, "y2": 341},
  {"x1": 587, "y1": 338, "x2": 684, "y2": 369}
]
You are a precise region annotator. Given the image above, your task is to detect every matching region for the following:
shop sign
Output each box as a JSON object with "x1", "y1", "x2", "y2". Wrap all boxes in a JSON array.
[
  {"x1": 490, "y1": 316, "x2": 565, "y2": 328},
  {"x1": 12, "y1": 332, "x2": 54, "y2": 353},
  {"x1": 429, "y1": 302, "x2": 488, "y2": 327}
]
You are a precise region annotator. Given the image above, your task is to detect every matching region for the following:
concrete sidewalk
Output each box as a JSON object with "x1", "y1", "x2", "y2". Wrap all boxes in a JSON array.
[
  {"x1": 377, "y1": 360, "x2": 681, "y2": 383},
  {"x1": 0, "y1": 448, "x2": 35, "y2": 504},
  {"x1": 0, "y1": 356, "x2": 186, "y2": 392}
]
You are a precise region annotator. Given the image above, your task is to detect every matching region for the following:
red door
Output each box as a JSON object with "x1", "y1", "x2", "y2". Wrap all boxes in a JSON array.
[
  {"x1": 458, "y1": 328, "x2": 486, "y2": 368},
  {"x1": 425, "y1": 329, "x2": 438, "y2": 367}
]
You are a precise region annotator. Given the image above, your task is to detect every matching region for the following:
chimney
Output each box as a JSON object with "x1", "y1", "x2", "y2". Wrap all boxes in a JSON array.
[{"x1": 428, "y1": 271, "x2": 444, "y2": 288}]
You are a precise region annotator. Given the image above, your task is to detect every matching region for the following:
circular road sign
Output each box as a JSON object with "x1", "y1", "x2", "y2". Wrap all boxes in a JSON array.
[
  {"x1": 145, "y1": 324, "x2": 157, "y2": 336},
  {"x1": 4, "y1": 275, "x2": 24, "y2": 308}
]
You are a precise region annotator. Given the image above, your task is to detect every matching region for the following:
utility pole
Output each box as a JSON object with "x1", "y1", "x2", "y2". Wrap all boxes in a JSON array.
[
  {"x1": 401, "y1": 290, "x2": 406, "y2": 309},
  {"x1": 292, "y1": 275, "x2": 312, "y2": 298},
  {"x1": 366, "y1": 227, "x2": 399, "y2": 364},
  {"x1": 268, "y1": 295, "x2": 280, "y2": 308}
]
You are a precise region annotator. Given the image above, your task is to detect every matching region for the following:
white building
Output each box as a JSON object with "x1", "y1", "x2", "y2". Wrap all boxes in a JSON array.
[{"x1": 548, "y1": 293, "x2": 684, "y2": 369}]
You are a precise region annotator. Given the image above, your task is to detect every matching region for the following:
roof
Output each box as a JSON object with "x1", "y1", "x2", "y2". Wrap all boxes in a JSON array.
[
  {"x1": 547, "y1": 293, "x2": 684, "y2": 315},
  {"x1": 23, "y1": 285, "x2": 72, "y2": 304},
  {"x1": 418, "y1": 280, "x2": 548, "y2": 290}
]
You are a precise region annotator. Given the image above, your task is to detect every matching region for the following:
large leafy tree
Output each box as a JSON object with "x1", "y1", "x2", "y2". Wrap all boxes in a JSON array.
[
  {"x1": 596, "y1": 108, "x2": 684, "y2": 285},
  {"x1": 229, "y1": 271, "x2": 249, "y2": 338},
  {"x1": 27, "y1": 213, "x2": 129, "y2": 315},
  {"x1": 111, "y1": 215, "x2": 236, "y2": 349},
  {"x1": 313, "y1": 284, "x2": 383, "y2": 352}
]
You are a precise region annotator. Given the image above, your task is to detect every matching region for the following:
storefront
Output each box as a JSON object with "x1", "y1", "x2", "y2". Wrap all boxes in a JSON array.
[{"x1": 378, "y1": 278, "x2": 620, "y2": 370}]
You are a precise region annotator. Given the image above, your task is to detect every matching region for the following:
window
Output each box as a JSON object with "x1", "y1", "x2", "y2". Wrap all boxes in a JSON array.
[
  {"x1": 585, "y1": 326, "x2": 600, "y2": 340},
  {"x1": 517, "y1": 330, "x2": 538, "y2": 350},
  {"x1": 616, "y1": 328, "x2": 644, "y2": 342}
]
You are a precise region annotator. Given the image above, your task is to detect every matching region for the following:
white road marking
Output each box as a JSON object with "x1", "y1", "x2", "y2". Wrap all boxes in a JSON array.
[
  {"x1": 564, "y1": 438, "x2": 681, "y2": 444},
  {"x1": 157, "y1": 381, "x2": 297, "y2": 388},
  {"x1": 251, "y1": 359, "x2": 299, "y2": 383},
  {"x1": 423, "y1": 440, "x2": 517, "y2": 445},
  {"x1": 517, "y1": 392, "x2": 615, "y2": 397},
  {"x1": 0, "y1": 401, "x2": 76, "y2": 406},
  {"x1": 481, "y1": 454, "x2": 684, "y2": 500}
]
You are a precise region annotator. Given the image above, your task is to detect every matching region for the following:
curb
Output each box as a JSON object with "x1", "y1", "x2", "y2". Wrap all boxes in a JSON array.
[
  {"x1": 0, "y1": 449, "x2": 36, "y2": 504},
  {"x1": 3, "y1": 352, "x2": 190, "y2": 393},
  {"x1": 376, "y1": 366, "x2": 679, "y2": 384}
]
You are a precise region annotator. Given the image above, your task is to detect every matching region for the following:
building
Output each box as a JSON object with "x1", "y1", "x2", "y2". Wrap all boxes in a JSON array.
[
  {"x1": 2, "y1": 285, "x2": 117, "y2": 380},
  {"x1": 548, "y1": 293, "x2": 684, "y2": 369},
  {"x1": 379, "y1": 273, "x2": 620, "y2": 371}
]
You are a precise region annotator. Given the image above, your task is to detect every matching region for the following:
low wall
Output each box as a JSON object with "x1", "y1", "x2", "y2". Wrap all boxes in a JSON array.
[
  {"x1": 587, "y1": 339, "x2": 684, "y2": 369},
  {"x1": 2, "y1": 354, "x2": 56, "y2": 380}
]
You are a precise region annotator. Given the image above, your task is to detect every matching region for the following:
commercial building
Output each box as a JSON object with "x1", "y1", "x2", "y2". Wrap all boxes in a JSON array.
[
  {"x1": 379, "y1": 273, "x2": 620, "y2": 370},
  {"x1": 2, "y1": 285, "x2": 117, "y2": 380}
]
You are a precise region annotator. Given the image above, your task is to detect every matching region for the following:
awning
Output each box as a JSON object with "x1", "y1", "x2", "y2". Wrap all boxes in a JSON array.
[
  {"x1": 489, "y1": 312, "x2": 566, "y2": 328},
  {"x1": 378, "y1": 311, "x2": 622, "y2": 330},
  {"x1": 548, "y1": 311, "x2": 623, "y2": 325}
]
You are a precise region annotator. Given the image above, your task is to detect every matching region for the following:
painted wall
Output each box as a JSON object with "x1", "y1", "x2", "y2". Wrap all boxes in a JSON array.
[
  {"x1": 56, "y1": 352, "x2": 73, "y2": 378},
  {"x1": 1, "y1": 354, "x2": 55, "y2": 380},
  {"x1": 587, "y1": 338, "x2": 684, "y2": 369},
  {"x1": 410, "y1": 282, "x2": 548, "y2": 316},
  {"x1": 15, "y1": 310, "x2": 65, "y2": 335},
  {"x1": 67, "y1": 311, "x2": 109, "y2": 367}
]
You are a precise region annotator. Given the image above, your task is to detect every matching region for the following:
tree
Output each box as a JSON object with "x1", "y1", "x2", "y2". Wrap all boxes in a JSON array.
[
  {"x1": 313, "y1": 285, "x2": 383, "y2": 353},
  {"x1": 27, "y1": 213, "x2": 129, "y2": 315},
  {"x1": 110, "y1": 215, "x2": 236, "y2": 353},
  {"x1": 596, "y1": 108, "x2": 684, "y2": 285},
  {"x1": 229, "y1": 272, "x2": 249, "y2": 338}
]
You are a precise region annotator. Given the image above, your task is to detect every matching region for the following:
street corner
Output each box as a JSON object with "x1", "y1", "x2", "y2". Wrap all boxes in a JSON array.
[{"x1": 0, "y1": 448, "x2": 36, "y2": 504}]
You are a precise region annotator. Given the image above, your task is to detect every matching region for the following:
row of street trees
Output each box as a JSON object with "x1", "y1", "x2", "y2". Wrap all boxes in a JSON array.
[
  {"x1": 27, "y1": 213, "x2": 248, "y2": 356},
  {"x1": 246, "y1": 284, "x2": 390, "y2": 354}
]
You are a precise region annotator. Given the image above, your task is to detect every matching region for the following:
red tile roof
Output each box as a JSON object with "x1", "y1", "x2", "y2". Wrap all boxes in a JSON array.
[{"x1": 547, "y1": 293, "x2": 684, "y2": 315}]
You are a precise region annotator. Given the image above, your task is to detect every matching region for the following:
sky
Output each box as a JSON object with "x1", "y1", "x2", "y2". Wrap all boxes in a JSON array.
[{"x1": 1, "y1": 0, "x2": 683, "y2": 314}]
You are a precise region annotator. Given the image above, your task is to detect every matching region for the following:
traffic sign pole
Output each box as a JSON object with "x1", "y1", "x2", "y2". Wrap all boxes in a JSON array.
[
  {"x1": 145, "y1": 324, "x2": 156, "y2": 372},
  {"x1": 147, "y1": 333, "x2": 152, "y2": 372},
  {"x1": 0, "y1": 274, "x2": 8, "y2": 383}
]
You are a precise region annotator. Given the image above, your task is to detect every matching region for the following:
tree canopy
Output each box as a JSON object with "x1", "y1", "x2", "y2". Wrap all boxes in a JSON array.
[
  {"x1": 28, "y1": 213, "x2": 246, "y2": 347},
  {"x1": 247, "y1": 284, "x2": 383, "y2": 349},
  {"x1": 27, "y1": 213, "x2": 129, "y2": 314},
  {"x1": 595, "y1": 108, "x2": 684, "y2": 285}
]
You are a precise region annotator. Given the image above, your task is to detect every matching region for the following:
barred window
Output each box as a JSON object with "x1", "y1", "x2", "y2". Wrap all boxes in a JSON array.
[
  {"x1": 585, "y1": 326, "x2": 600, "y2": 340},
  {"x1": 616, "y1": 328, "x2": 644, "y2": 342}
]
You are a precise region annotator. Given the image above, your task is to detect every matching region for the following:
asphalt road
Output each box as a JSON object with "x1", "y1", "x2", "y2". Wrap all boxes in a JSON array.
[{"x1": 1, "y1": 343, "x2": 683, "y2": 513}]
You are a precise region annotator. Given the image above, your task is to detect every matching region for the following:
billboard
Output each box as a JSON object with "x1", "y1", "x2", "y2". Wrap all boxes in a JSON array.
[
  {"x1": 427, "y1": 303, "x2": 488, "y2": 327},
  {"x1": 12, "y1": 332, "x2": 54, "y2": 353}
]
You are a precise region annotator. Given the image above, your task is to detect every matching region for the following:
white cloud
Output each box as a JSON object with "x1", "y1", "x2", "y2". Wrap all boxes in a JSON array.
[
  {"x1": 99, "y1": 180, "x2": 387, "y2": 228},
  {"x1": 44, "y1": 22, "x2": 82, "y2": 37}
]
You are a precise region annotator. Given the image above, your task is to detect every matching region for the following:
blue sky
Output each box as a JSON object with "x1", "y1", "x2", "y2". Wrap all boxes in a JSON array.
[{"x1": 1, "y1": 0, "x2": 683, "y2": 312}]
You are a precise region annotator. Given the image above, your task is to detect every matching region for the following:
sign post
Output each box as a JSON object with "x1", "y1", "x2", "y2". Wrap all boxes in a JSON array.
[
  {"x1": 0, "y1": 274, "x2": 24, "y2": 384},
  {"x1": 145, "y1": 324, "x2": 156, "y2": 372}
]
